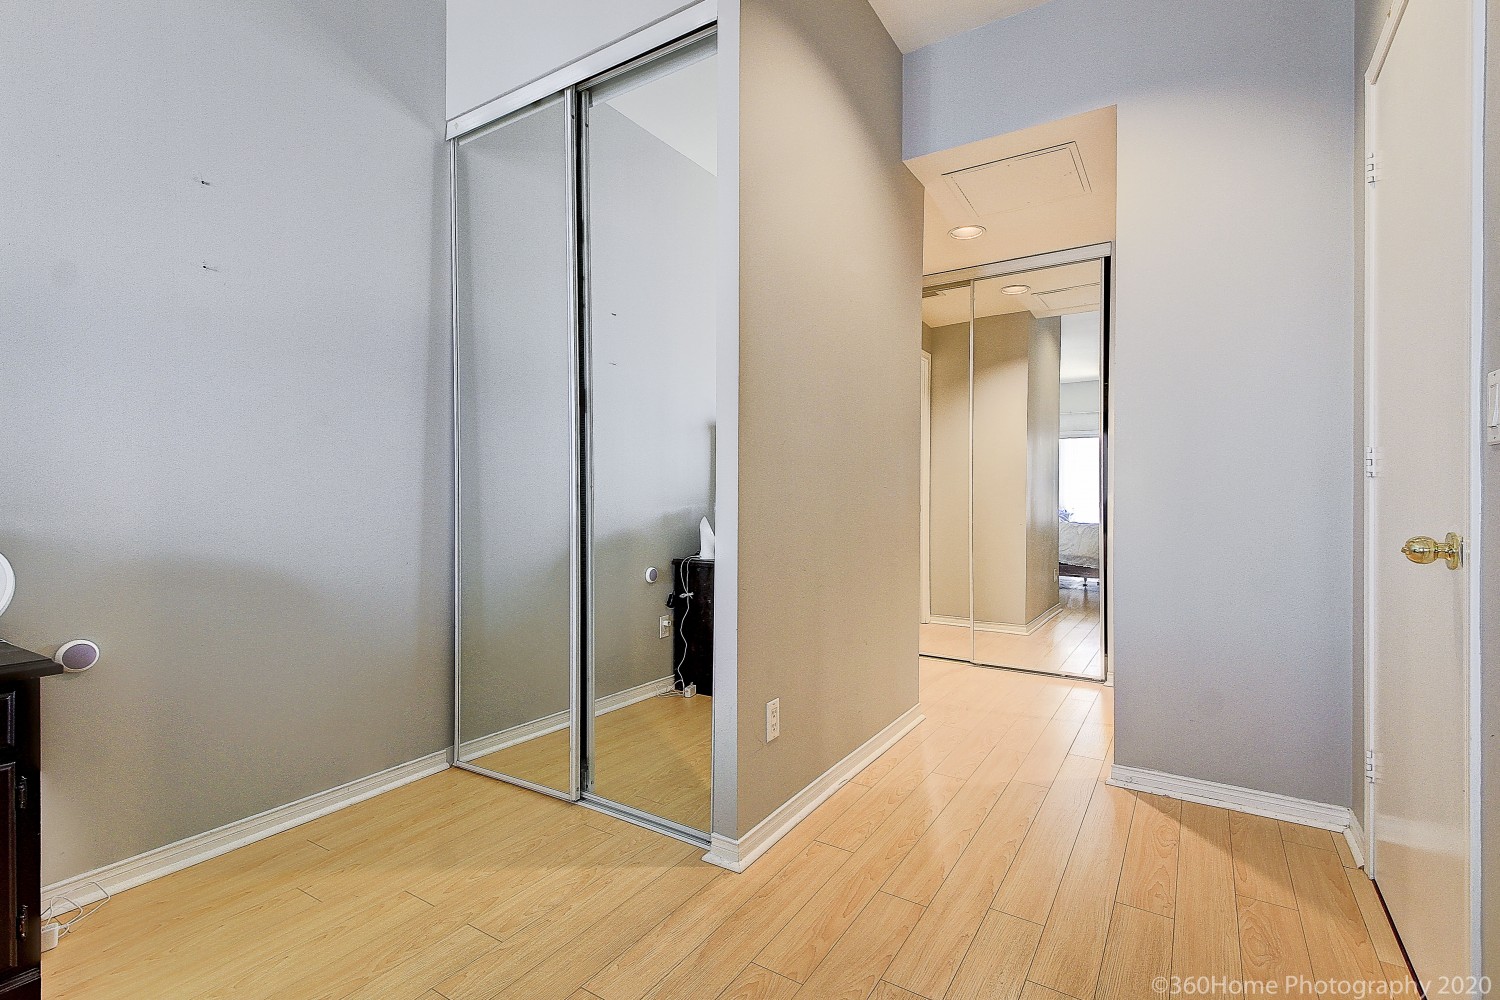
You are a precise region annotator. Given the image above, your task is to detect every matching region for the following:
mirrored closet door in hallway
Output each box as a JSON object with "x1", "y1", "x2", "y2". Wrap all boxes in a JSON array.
[
  {"x1": 452, "y1": 31, "x2": 717, "y2": 841},
  {"x1": 919, "y1": 251, "x2": 1109, "y2": 681}
]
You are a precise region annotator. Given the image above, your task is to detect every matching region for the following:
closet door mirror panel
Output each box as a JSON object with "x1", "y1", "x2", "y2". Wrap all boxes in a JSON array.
[
  {"x1": 454, "y1": 97, "x2": 577, "y2": 796},
  {"x1": 919, "y1": 284, "x2": 975, "y2": 663},
  {"x1": 969, "y1": 261, "x2": 1103, "y2": 677},
  {"x1": 583, "y1": 37, "x2": 717, "y2": 833}
]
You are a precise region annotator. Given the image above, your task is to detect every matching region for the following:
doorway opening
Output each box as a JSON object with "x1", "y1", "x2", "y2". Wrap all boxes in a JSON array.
[{"x1": 907, "y1": 105, "x2": 1117, "y2": 683}]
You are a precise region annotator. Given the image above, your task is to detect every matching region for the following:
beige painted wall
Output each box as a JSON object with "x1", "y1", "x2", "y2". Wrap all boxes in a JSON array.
[
  {"x1": 927, "y1": 313, "x2": 1061, "y2": 629},
  {"x1": 736, "y1": 0, "x2": 922, "y2": 837},
  {"x1": 1025, "y1": 318, "x2": 1062, "y2": 623},
  {"x1": 924, "y1": 321, "x2": 970, "y2": 620},
  {"x1": 971, "y1": 314, "x2": 1032, "y2": 626}
]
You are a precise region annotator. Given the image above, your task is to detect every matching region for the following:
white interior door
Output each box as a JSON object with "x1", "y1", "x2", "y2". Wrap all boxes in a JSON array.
[{"x1": 1365, "y1": 0, "x2": 1476, "y2": 985}]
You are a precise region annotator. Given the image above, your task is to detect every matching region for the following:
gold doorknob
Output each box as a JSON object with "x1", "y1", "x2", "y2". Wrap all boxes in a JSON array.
[{"x1": 1401, "y1": 532, "x2": 1464, "y2": 570}]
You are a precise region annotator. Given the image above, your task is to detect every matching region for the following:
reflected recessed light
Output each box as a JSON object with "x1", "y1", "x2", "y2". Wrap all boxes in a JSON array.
[
  {"x1": 1000, "y1": 284, "x2": 1031, "y2": 295},
  {"x1": 948, "y1": 225, "x2": 986, "y2": 240}
]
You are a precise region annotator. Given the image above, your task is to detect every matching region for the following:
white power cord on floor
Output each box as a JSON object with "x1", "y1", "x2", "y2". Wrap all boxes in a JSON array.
[{"x1": 42, "y1": 880, "x2": 111, "y2": 950}]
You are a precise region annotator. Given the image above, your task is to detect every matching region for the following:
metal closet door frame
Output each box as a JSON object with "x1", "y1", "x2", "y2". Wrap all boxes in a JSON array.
[
  {"x1": 448, "y1": 27, "x2": 719, "y2": 847},
  {"x1": 574, "y1": 27, "x2": 719, "y2": 848},
  {"x1": 448, "y1": 91, "x2": 584, "y2": 803}
]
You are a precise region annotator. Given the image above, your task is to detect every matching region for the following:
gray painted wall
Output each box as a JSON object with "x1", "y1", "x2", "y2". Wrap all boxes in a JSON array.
[
  {"x1": 906, "y1": 0, "x2": 1357, "y2": 804},
  {"x1": 0, "y1": 0, "x2": 449, "y2": 883},
  {"x1": 737, "y1": 0, "x2": 923, "y2": 835}
]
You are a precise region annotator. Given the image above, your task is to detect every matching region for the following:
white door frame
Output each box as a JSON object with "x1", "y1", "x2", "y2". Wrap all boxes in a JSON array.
[{"x1": 1360, "y1": 0, "x2": 1486, "y2": 972}]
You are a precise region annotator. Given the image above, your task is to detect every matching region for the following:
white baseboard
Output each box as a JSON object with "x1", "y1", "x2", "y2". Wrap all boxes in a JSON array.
[
  {"x1": 1345, "y1": 811, "x2": 1368, "y2": 870},
  {"x1": 703, "y1": 705, "x2": 924, "y2": 873},
  {"x1": 925, "y1": 605, "x2": 1063, "y2": 637},
  {"x1": 459, "y1": 710, "x2": 570, "y2": 763},
  {"x1": 995, "y1": 604, "x2": 1064, "y2": 636},
  {"x1": 1108, "y1": 764, "x2": 1355, "y2": 832},
  {"x1": 459, "y1": 675, "x2": 677, "y2": 763},
  {"x1": 44, "y1": 750, "x2": 450, "y2": 909}
]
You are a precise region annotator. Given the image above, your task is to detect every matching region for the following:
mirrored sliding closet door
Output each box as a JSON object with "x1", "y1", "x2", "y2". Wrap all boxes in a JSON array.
[
  {"x1": 918, "y1": 284, "x2": 974, "y2": 664},
  {"x1": 453, "y1": 96, "x2": 579, "y2": 798},
  {"x1": 582, "y1": 36, "x2": 717, "y2": 835},
  {"x1": 919, "y1": 253, "x2": 1108, "y2": 681},
  {"x1": 453, "y1": 31, "x2": 717, "y2": 840}
]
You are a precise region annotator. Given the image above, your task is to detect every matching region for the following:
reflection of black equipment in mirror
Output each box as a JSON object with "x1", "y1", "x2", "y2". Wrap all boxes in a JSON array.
[{"x1": 667, "y1": 556, "x2": 714, "y2": 696}]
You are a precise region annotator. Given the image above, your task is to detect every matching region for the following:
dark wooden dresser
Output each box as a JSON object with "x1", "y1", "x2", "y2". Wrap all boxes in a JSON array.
[{"x1": 0, "y1": 643, "x2": 61, "y2": 1000}]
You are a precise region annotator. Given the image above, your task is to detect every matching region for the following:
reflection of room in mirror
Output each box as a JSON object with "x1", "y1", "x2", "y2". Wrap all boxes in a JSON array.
[
  {"x1": 919, "y1": 258, "x2": 1105, "y2": 680},
  {"x1": 452, "y1": 35, "x2": 719, "y2": 838},
  {"x1": 454, "y1": 94, "x2": 577, "y2": 798},
  {"x1": 584, "y1": 39, "x2": 717, "y2": 831}
]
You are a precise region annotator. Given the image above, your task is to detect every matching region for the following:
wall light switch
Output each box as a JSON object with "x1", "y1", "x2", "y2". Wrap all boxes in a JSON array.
[
  {"x1": 658, "y1": 615, "x2": 673, "y2": 639},
  {"x1": 766, "y1": 699, "x2": 781, "y2": 742},
  {"x1": 1487, "y1": 370, "x2": 1500, "y2": 445}
]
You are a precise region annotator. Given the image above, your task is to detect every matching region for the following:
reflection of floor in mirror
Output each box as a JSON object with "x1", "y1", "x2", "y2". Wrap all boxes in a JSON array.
[
  {"x1": 920, "y1": 582, "x2": 1102, "y2": 678},
  {"x1": 471, "y1": 692, "x2": 712, "y2": 832}
]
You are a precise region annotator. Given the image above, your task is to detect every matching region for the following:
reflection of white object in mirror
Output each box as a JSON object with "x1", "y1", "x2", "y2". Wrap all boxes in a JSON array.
[
  {"x1": 0, "y1": 553, "x2": 13, "y2": 618},
  {"x1": 55, "y1": 640, "x2": 100, "y2": 673},
  {"x1": 697, "y1": 517, "x2": 716, "y2": 561}
]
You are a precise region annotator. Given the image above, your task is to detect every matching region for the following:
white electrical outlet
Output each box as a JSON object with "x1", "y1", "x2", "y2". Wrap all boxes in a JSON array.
[
  {"x1": 659, "y1": 615, "x2": 672, "y2": 639},
  {"x1": 766, "y1": 698, "x2": 781, "y2": 742}
]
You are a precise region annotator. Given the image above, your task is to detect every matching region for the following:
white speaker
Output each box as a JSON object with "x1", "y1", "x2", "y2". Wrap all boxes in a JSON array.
[
  {"x1": 55, "y1": 640, "x2": 100, "y2": 673},
  {"x1": 0, "y1": 553, "x2": 14, "y2": 619}
]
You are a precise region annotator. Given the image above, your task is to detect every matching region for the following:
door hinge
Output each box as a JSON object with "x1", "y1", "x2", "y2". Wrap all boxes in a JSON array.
[
  {"x1": 1366, "y1": 153, "x2": 1381, "y2": 185},
  {"x1": 1364, "y1": 446, "x2": 1382, "y2": 478},
  {"x1": 1365, "y1": 749, "x2": 1380, "y2": 783},
  {"x1": 15, "y1": 776, "x2": 27, "y2": 812}
]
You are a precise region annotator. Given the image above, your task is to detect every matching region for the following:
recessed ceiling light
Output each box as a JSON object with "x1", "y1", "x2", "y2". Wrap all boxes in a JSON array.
[
  {"x1": 948, "y1": 225, "x2": 986, "y2": 240},
  {"x1": 1000, "y1": 284, "x2": 1031, "y2": 295}
]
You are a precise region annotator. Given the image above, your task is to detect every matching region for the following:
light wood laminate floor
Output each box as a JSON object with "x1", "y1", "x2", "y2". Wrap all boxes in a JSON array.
[
  {"x1": 44, "y1": 659, "x2": 1410, "y2": 1000},
  {"x1": 471, "y1": 693, "x2": 712, "y2": 831},
  {"x1": 923, "y1": 583, "x2": 1102, "y2": 679}
]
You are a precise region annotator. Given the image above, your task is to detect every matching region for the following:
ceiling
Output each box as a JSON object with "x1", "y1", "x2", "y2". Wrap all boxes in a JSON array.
[
  {"x1": 868, "y1": 0, "x2": 1059, "y2": 52},
  {"x1": 908, "y1": 106, "x2": 1116, "y2": 276}
]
